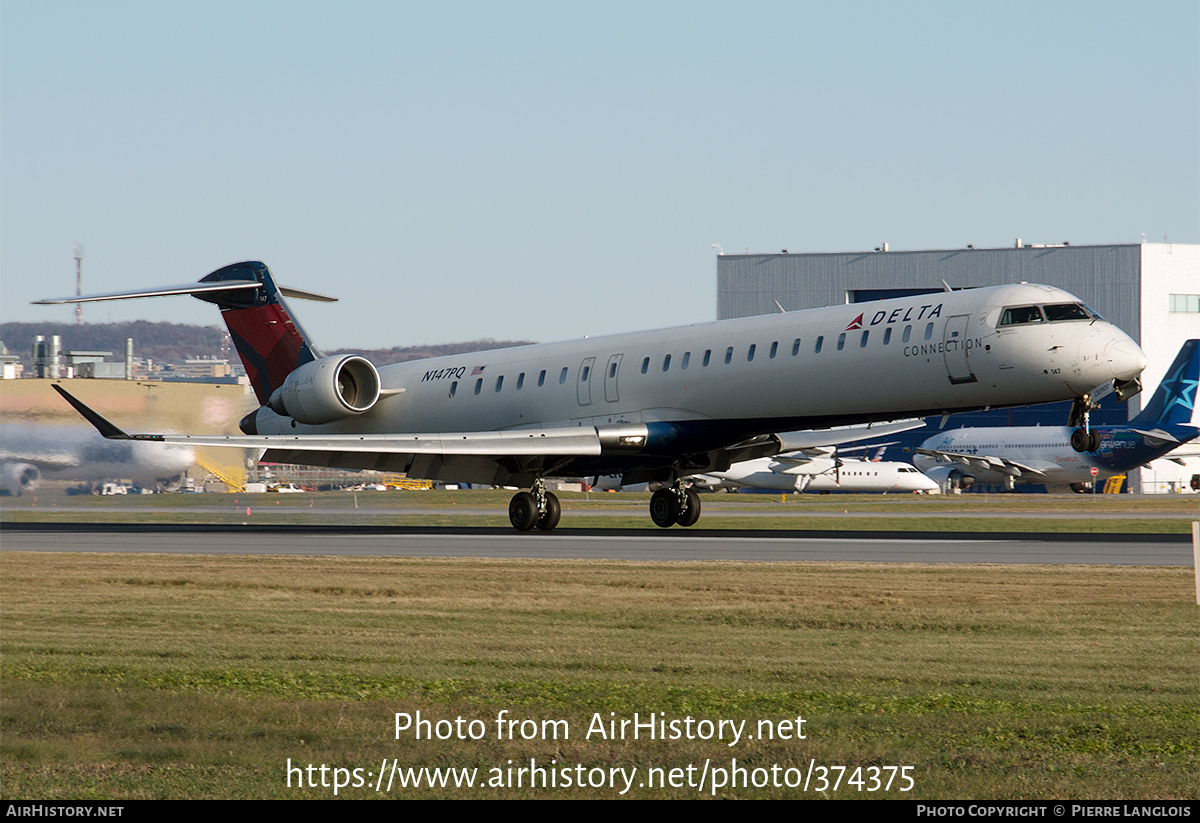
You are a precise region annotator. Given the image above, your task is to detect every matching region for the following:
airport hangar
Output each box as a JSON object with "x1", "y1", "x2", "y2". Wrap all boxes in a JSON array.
[{"x1": 715, "y1": 242, "x2": 1200, "y2": 493}]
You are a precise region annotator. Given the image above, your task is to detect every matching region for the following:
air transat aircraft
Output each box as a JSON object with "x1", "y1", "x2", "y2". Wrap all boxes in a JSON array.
[
  {"x1": 39, "y1": 262, "x2": 1146, "y2": 530},
  {"x1": 914, "y1": 339, "x2": 1199, "y2": 491}
]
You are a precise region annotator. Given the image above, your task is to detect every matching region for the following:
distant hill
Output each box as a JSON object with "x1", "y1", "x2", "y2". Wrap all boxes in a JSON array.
[
  {"x1": 1, "y1": 321, "x2": 226, "y2": 369},
  {"x1": 1, "y1": 321, "x2": 534, "y2": 370}
]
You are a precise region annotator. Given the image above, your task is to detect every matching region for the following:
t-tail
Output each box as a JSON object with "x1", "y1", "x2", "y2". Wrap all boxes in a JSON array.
[
  {"x1": 193, "y1": 262, "x2": 324, "y2": 404},
  {"x1": 34, "y1": 260, "x2": 337, "y2": 406},
  {"x1": 1128, "y1": 339, "x2": 1200, "y2": 427}
]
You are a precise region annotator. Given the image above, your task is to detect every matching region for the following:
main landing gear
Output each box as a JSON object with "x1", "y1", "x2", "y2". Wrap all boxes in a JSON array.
[
  {"x1": 649, "y1": 482, "x2": 702, "y2": 528},
  {"x1": 1068, "y1": 394, "x2": 1102, "y2": 453},
  {"x1": 508, "y1": 479, "x2": 561, "y2": 532},
  {"x1": 506, "y1": 478, "x2": 703, "y2": 532}
]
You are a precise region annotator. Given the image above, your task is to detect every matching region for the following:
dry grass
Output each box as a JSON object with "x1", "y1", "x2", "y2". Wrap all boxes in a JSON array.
[{"x1": 1, "y1": 552, "x2": 1196, "y2": 799}]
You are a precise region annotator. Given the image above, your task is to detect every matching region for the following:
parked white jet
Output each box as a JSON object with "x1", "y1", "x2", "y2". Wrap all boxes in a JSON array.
[
  {"x1": 39, "y1": 262, "x2": 1145, "y2": 529},
  {"x1": 0, "y1": 424, "x2": 194, "y2": 494},
  {"x1": 692, "y1": 456, "x2": 939, "y2": 493}
]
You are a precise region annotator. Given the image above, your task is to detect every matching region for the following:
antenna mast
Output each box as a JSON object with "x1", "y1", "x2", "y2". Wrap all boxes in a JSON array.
[{"x1": 73, "y1": 242, "x2": 84, "y2": 325}]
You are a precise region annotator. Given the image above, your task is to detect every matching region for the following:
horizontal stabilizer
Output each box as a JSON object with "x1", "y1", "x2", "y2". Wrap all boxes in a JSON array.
[{"x1": 35, "y1": 280, "x2": 336, "y2": 305}]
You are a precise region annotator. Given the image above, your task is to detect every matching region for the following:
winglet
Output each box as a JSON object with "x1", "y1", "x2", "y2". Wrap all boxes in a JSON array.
[{"x1": 51, "y1": 384, "x2": 134, "y2": 440}]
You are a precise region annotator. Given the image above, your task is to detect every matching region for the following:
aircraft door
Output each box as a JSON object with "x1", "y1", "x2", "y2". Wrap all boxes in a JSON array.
[
  {"x1": 577, "y1": 357, "x2": 596, "y2": 406},
  {"x1": 604, "y1": 354, "x2": 623, "y2": 403},
  {"x1": 943, "y1": 314, "x2": 977, "y2": 384}
]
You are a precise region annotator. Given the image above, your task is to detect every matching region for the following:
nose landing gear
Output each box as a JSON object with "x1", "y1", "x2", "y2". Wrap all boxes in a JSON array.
[{"x1": 1068, "y1": 394, "x2": 1102, "y2": 453}]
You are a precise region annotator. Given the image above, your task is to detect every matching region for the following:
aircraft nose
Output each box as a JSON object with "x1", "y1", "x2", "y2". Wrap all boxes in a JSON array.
[{"x1": 1106, "y1": 336, "x2": 1147, "y2": 382}]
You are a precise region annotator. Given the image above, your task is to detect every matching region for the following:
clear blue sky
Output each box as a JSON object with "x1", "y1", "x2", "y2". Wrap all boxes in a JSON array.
[{"x1": 3, "y1": 1, "x2": 1197, "y2": 350}]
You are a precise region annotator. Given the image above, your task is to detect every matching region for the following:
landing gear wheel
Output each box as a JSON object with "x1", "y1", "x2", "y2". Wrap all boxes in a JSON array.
[
  {"x1": 1070, "y1": 427, "x2": 1089, "y2": 453},
  {"x1": 676, "y1": 488, "x2": 702, "y2": 527},
  {"x1": 649, "y1": 488, "x2": 679, "y2": 528},
  {"x1": 536, "y1": 492, "x2": 561, "y2": 531},
  {"x1": 508, "y1": 491, "x2": 538, "y2": 531},
  {"x1": 1088, "y1": 429, "x2": 1102, "y2": 452}
]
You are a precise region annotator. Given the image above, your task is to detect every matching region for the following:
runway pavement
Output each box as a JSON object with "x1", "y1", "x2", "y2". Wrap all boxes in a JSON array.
[{"x1": 1, "y1": 523, "x2": 1191, "y2": 565}]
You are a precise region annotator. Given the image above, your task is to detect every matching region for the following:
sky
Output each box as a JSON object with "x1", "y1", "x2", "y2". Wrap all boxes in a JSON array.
[{"x1": 2, "y1": 0, "x2": 1197, "y2": 351}]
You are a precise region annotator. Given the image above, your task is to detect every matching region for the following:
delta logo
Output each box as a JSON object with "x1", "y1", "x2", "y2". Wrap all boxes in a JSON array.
[{"x1": 845, "y1": 314, "x2": 864, "y2": 331}]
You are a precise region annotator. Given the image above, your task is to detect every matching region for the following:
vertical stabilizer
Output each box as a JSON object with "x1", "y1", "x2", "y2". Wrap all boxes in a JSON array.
[
  {"x1": 196, "y1": 262, "x2": 323, "y2": 404},
  {"x1": 1129, "y1": 340, "x2": 1199, "y2": 426}
]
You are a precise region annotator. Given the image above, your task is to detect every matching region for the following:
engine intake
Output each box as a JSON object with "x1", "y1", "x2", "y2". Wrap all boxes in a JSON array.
[{"x1": 267, "y1": 355, "x2": 381, "y2": 425}]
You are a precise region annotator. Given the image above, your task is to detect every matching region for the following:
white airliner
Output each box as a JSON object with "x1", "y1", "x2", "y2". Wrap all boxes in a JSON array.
[
  {"x1": 691, "y1": 456, "x2": 939, "y2": 494},
  {"x1": 39, "y1": 262, "x2": 1146, "y2": 530},
  {"x1": 0, "y1": 424, "x2": 194, "y2": 494},
  {"x1": 914, "y1": 339, "x2": 1200, "y2": 492}
]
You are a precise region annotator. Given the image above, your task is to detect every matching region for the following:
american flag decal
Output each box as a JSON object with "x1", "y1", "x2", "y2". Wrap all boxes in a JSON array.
[{"x1": 471, "y1": 365, "x2": 486, "y2": 375}]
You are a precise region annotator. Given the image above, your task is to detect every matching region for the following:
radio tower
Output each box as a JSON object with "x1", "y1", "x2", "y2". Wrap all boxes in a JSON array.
[{"x1": 73, "y1": 242, "x2": 84, "y2": 325}]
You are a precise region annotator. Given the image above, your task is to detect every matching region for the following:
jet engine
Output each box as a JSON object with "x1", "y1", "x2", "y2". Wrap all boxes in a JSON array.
[
  {"x1": 266, "y1": 355, "x2": 381, "y2": 425},
  {"x1": 0, "y1": 463, "x2": 40, "y2": 495},
  {"x1": 920, "y1": 464, "x2": 974, "y2": 492}
]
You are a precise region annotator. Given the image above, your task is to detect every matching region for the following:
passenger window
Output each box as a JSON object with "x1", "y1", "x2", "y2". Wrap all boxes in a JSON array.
[
  {"x1": 725, "y1": 347, "x2": 733, "y2": 364},
  {"x1": 883, "y1": 327, "x2": 892, "y2": 345},
  {"x1": 792, "y1": 338, "x2": 801, "y2": 356},
  {"x1": 815, "y1": 336, "x2": 824, "y2": 353},
  {"x1": 860, "y1": 330, "x2": 869, "y2": 347},
  {"x1": 517, "y1": 372, "x2": 525, "y2": 389},
  {"x1": 641, "y1": 357, "x2": 650, "y2": 374},
  {"x1": 608, "y1": 362, "x2": 617, "y2": 378},
  {"x1": 581, "y1": 365, "x2": 590, "y2": 381},
  {"x1": 559, "y1": 367, "x2": 568, "y2": 384},
  {"x1": 662, "y1": 354, "x2": 671, "y2": 372},
  {"x1": 681, "y1": 352, "x2": 690, "y2": 369},
  {"x1": 837, "y1": 333, "x2": 846, "y2": 351},
  {"x1": 449, "y1": 381, "x2": 457, "y2": 398},
  {"x1": 769, "y1": 341, "x2": 778, "y2": 358},
  {"x1": 747, "y1": 344, "x2": 756, "y2": 362},
  {"x1": 538, "y1": 370, "x2": 546, "y2": 387},
  {"x1": 703, "y1": 349, "x2": 712, "y2": 366},
  {"x1": 474, "y1": 378, "x2": 482, "y2": 395},
  {"x1": 924, "y1": 322, "x2": 934, "y2": 340},
  {"x1": 495, "y1": 375, "x2": 504, "y2": 392},
  {"x1": 902, "y1": 325, "x2": 911, "y2": 343}
]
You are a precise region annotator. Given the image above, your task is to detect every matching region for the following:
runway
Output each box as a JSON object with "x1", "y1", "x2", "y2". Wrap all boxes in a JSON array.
[{"x1": 2, "y1": 523, "x2": 1191, "y2": 565}]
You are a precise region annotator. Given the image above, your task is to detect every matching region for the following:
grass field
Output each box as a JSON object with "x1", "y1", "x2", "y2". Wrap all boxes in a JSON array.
[{"x1": 1, "y1": 546, "x2": 1197, "y2": 799}]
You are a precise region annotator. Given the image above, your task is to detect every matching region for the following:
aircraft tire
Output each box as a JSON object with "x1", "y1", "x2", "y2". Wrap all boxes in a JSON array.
[
  {"x1": 649, "y1": 488, "x2": 679, "y2": 528},
  {"x1": 1088, "y1": 429, "x2": 1102, "y2": 452},
  {"x1": 509, "y1": 491, "x2": 538, "y2": 531},
  {"x1": 536, "y1": 492, "x2": 561, "y2": 531},
  {"x1": 676, "y1": 489, "x2": 702, "y2": 527},
  {"x1": 1070, "y1": 427, "x2": 1089, "y2": 453}
]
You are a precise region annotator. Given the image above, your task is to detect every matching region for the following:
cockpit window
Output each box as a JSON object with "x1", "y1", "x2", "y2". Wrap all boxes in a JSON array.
[
  {"x1": 1042, "y1": 303, "x2": 1092, "y2": 322},
  {"x1": 999, "y1": 305, "x2": 1044, "y2": 326}
]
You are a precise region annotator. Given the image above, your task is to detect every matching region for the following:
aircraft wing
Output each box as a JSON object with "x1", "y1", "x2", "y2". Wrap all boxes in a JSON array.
[
  {"x1": 52, "y1": 384, "x2": 600, "y2": 456},
  {"x1": 911, "y1": 447, "x2": 1051, "y2": 478},
  {"x1": 0, "y1": 448, "x2": 80, "y2": 471},
  {"x1": 773, "y1": 419, "x2": 925, "y2": 452}
]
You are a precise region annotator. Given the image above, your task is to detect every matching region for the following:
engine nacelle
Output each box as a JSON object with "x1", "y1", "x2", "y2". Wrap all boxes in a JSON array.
[
  {"x1": 920, "y1": 464, "x2": 974, "y2": 491},
  {"x1": 267, "y1": 355, "x2": 381, "y2": 425},
  {"x1": 0, "y1": 463, "x2": 40, "y2": 495}
]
